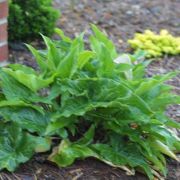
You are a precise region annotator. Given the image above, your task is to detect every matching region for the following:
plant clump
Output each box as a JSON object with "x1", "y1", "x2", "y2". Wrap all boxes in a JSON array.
[
  {"x1": 128, "y1": 29, "x2": 180, "y2": 58},
  {"x1": 8, "y1": 0, "x2": 60, "y2": 41},
  {"x1": 0, "y1": 26, "x2": 179, "y2": 180}
]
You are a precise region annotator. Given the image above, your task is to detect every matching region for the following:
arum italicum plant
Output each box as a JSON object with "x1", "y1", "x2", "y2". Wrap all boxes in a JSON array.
[{"x1": 0, "y1": 25, "x2": 179, "y2": 179}]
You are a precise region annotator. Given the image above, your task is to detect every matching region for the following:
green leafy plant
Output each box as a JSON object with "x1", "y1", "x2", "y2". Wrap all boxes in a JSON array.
[
  {"x1": 0, "y1": 25, "x2": 179, "y2": 179},
  {"x1": 8, "y1": 0, "x2": 60, "y2": 41},
  {"x1": 128, "y1": 29, "x2": 180, "y2": 58}
]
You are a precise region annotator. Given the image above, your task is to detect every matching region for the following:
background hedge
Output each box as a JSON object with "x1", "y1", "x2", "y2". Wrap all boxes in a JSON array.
[{"x1": 8, "y1": 0, "x2": 60, "y2": 41}]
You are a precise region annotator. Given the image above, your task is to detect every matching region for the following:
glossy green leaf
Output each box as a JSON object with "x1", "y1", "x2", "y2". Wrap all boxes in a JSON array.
[
  {"x1": 0, "y1": 123, "x2": 36, "y2": 171},
  {"x1": 78, "y1": 51, "x2": 95, "y2": 69},
  {"x1": 91, "y1": 24, "x2": 117, "y2": 59},
  {"x1": 57, "y1": 45, "x2": 78, "y2": 78},
  {"x1": 0, "y1": 106, "x2": 49, "y2": 134},
  {"x1": 55, "y1": 28, "x2": 72, "y2": 43},
  {"x1": 26, "y1": 44, "x2": 48, "y2": 73},
  {"x1": 49, "y1": 139, "x2": 96, "y2": 167},
  {"x1": 91, "y1": 143, "x2": 153, "y2": 180},
  {"x1": 3, "y1": 68, "x2": 55, "y2": 92},
  {"x1": 45, "y1": 116, "x2": 75, "y2": 135},
  {"x1": 34, "y1": 137, "x2": 51, "y2": 153},
  {"x1": 9, "y1": 64, "x2": 37, "y2": 75}
]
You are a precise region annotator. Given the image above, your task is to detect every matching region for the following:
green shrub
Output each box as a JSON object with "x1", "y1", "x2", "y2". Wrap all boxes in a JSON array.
[
  {"x1": 8, "y1": 0, "x2": 60, "y2": 41},
  {"x1": 0, "y1": 26, "x2": 179, "y2": 179}
]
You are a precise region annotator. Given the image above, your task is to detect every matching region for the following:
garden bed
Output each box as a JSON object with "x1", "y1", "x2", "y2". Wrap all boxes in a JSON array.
[{"x1": 4, "y1": 0, "x2": 180, "y2": 179}]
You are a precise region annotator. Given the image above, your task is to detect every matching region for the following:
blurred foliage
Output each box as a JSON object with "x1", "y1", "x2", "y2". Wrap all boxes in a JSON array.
[
  {"x1": 8, "y1": 0, "x2": 60, "y2": 41},
  {"x1": 128, "y1": 30, "x2": 180, "y2": 58}
]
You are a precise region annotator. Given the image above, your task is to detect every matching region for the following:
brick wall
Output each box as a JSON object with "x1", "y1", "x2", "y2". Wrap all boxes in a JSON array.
[{"x1": 0, "y1": 0, "x2": 8, "y2": 62}]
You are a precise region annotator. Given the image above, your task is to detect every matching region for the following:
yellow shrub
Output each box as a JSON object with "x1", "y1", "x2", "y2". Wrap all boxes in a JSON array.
[{"x1": 128, "y1": 29, "x2": 180, "y2": 58}]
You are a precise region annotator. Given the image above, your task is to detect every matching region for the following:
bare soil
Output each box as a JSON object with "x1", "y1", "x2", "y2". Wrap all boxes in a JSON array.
[{"x1": 4, "y1": 0, "x2": 180, "y2": 179}]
